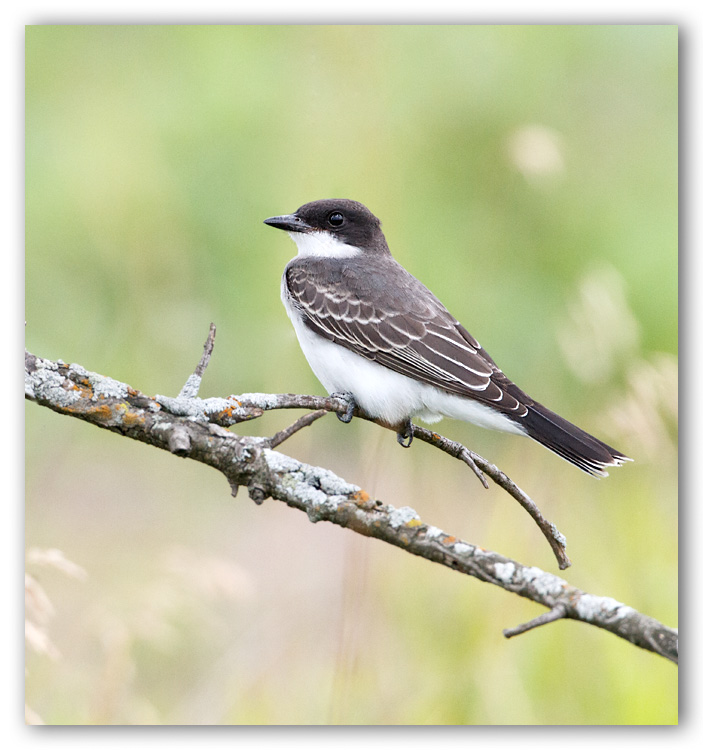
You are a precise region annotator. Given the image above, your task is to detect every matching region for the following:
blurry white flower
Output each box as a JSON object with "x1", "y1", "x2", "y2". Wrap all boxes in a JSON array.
[
  {"x1": 507, "y1": 124, "x2": 565, "y2": 179},
  {"x1": 557, "y1": 265, "x2": 640, "y2": 383}
]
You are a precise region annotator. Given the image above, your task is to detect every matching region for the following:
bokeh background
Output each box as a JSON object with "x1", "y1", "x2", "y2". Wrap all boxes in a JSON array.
[{"x1": 25, "y1": 25, "x2": 678, "y2": 725}]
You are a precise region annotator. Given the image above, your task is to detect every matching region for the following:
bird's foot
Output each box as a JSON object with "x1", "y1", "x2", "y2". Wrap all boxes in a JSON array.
[
  {"x1": 396, "y1": 420, "x2": 414, "y2": 448},
  {"x1": 331, "y1": 392, "x2": 357, "y2": 424}
]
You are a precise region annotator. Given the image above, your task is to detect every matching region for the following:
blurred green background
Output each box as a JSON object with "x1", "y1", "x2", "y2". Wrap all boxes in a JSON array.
[{"x1": 25, "y1": 25, "x2": 677, "y2": 725}]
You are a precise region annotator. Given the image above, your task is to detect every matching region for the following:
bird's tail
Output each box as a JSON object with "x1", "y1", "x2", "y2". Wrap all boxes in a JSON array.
[{"x1": 520, "y1": 402, "x2": 631, "y2": 477}]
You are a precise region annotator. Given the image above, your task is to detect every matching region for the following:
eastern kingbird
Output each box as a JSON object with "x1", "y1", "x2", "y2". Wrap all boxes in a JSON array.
[{"x1": 264, "y1": 199, "x2": 630, "y2": 477}]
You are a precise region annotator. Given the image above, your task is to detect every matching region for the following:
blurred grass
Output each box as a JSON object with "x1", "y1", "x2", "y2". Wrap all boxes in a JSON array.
[{"x1": 25, "y1": 25, "x2": 677, "y2": 725}]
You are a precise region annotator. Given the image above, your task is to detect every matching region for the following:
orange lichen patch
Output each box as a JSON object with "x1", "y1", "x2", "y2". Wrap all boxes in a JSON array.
[
  {"x1": 72, "y1": 375, "x2": 92, "y2": 390},
  {"x1": 92, "y1": 404, "x2": 114, "y2": 420},
  {"x1": 215, "y1": 405, "x2": 235, "y2": 419},
  {"x1": 65, "y1": 380, "x2": 93, "y2": 399},
  {"x1": 213, "y1": 403, "x2": 262, "y2": 422},
  {"x1": 67, "y1": 403, "x2": 113, "y2": 421},
  {"x1": 441, "y1": 536, "x2": 457, "y2": 546},
  {"x1": 120, "y1": 408, "x2": 146, "y2": 428},
  {"x1": 351, "y1": 490, "x2": 374, "y2": 508}
]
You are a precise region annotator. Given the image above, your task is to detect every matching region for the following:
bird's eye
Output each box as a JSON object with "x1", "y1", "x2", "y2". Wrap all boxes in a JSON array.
[{"x1": 328, "y1": 212, "x2": 344, "y2": 227}]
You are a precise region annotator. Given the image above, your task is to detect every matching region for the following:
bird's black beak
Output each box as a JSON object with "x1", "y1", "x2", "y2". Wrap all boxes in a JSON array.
[{"x1": 263, "y1": 213, "x2": 312, "y2": 233}]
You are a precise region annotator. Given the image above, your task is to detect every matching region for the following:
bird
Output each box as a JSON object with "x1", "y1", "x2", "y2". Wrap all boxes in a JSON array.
[{"x1": 264, "y1": 198, "x2": 631, "y2": 477}]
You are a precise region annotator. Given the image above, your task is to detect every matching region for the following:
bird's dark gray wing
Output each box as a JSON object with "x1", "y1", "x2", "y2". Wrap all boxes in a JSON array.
[{"x1": 284, "y1": 260, "x2": 529, "y2": 416}]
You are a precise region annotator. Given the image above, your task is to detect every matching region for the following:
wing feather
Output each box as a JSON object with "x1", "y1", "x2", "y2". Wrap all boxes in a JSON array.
[{"x1": 284, "y1": 259, "x2": 528, "y2": 415}]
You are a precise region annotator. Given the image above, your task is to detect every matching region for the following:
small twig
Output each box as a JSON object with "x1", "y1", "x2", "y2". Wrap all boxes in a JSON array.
[
  {"x1": 196, "y1": 322, "x2": 217, "y2": 378},
  {"x1": 411, "y1": 425, "x2": 569, "y2": 569},
  {"x1": 474, "y1": 455, "x2": 570, "y2": 570},
  {"x1": 179, "y1": 322, "x2": 217, "y2": 399},
  {"x1": 410, "y1": 427, "x2": 490, "y2": 489},
  {"x1": 503, "y1": 603, "x2": 568, "y2": 638},
  {"x1": 268, "y1": 410, "x2": 329, "y2": 449}
]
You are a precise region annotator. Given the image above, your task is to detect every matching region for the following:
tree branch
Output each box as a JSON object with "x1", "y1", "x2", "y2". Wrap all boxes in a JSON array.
[
  {"x1": 24, "y1": 344, "x2": 678, "y2": 664},
  {"x1": 153, "y1": 391, "x2": 570, "y2": 568}
]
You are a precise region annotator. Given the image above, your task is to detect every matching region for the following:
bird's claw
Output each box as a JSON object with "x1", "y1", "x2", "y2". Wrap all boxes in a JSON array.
[
  {"x1": 396, "y1": 421, "x2": 414, "y2": 448},
  {"x1": 332, "y1": 392, "x2": 356, "y2": 424}
]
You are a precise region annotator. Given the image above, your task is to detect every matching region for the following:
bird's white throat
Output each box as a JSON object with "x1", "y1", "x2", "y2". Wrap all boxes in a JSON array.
[{"x1": 288, "y1": 230, "x2": 362, "y2": 259}]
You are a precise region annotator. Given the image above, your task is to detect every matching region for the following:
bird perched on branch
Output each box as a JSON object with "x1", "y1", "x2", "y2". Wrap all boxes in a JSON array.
[{"x1": 264, "y1": 198, "x2": 630, "y2": 477}]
